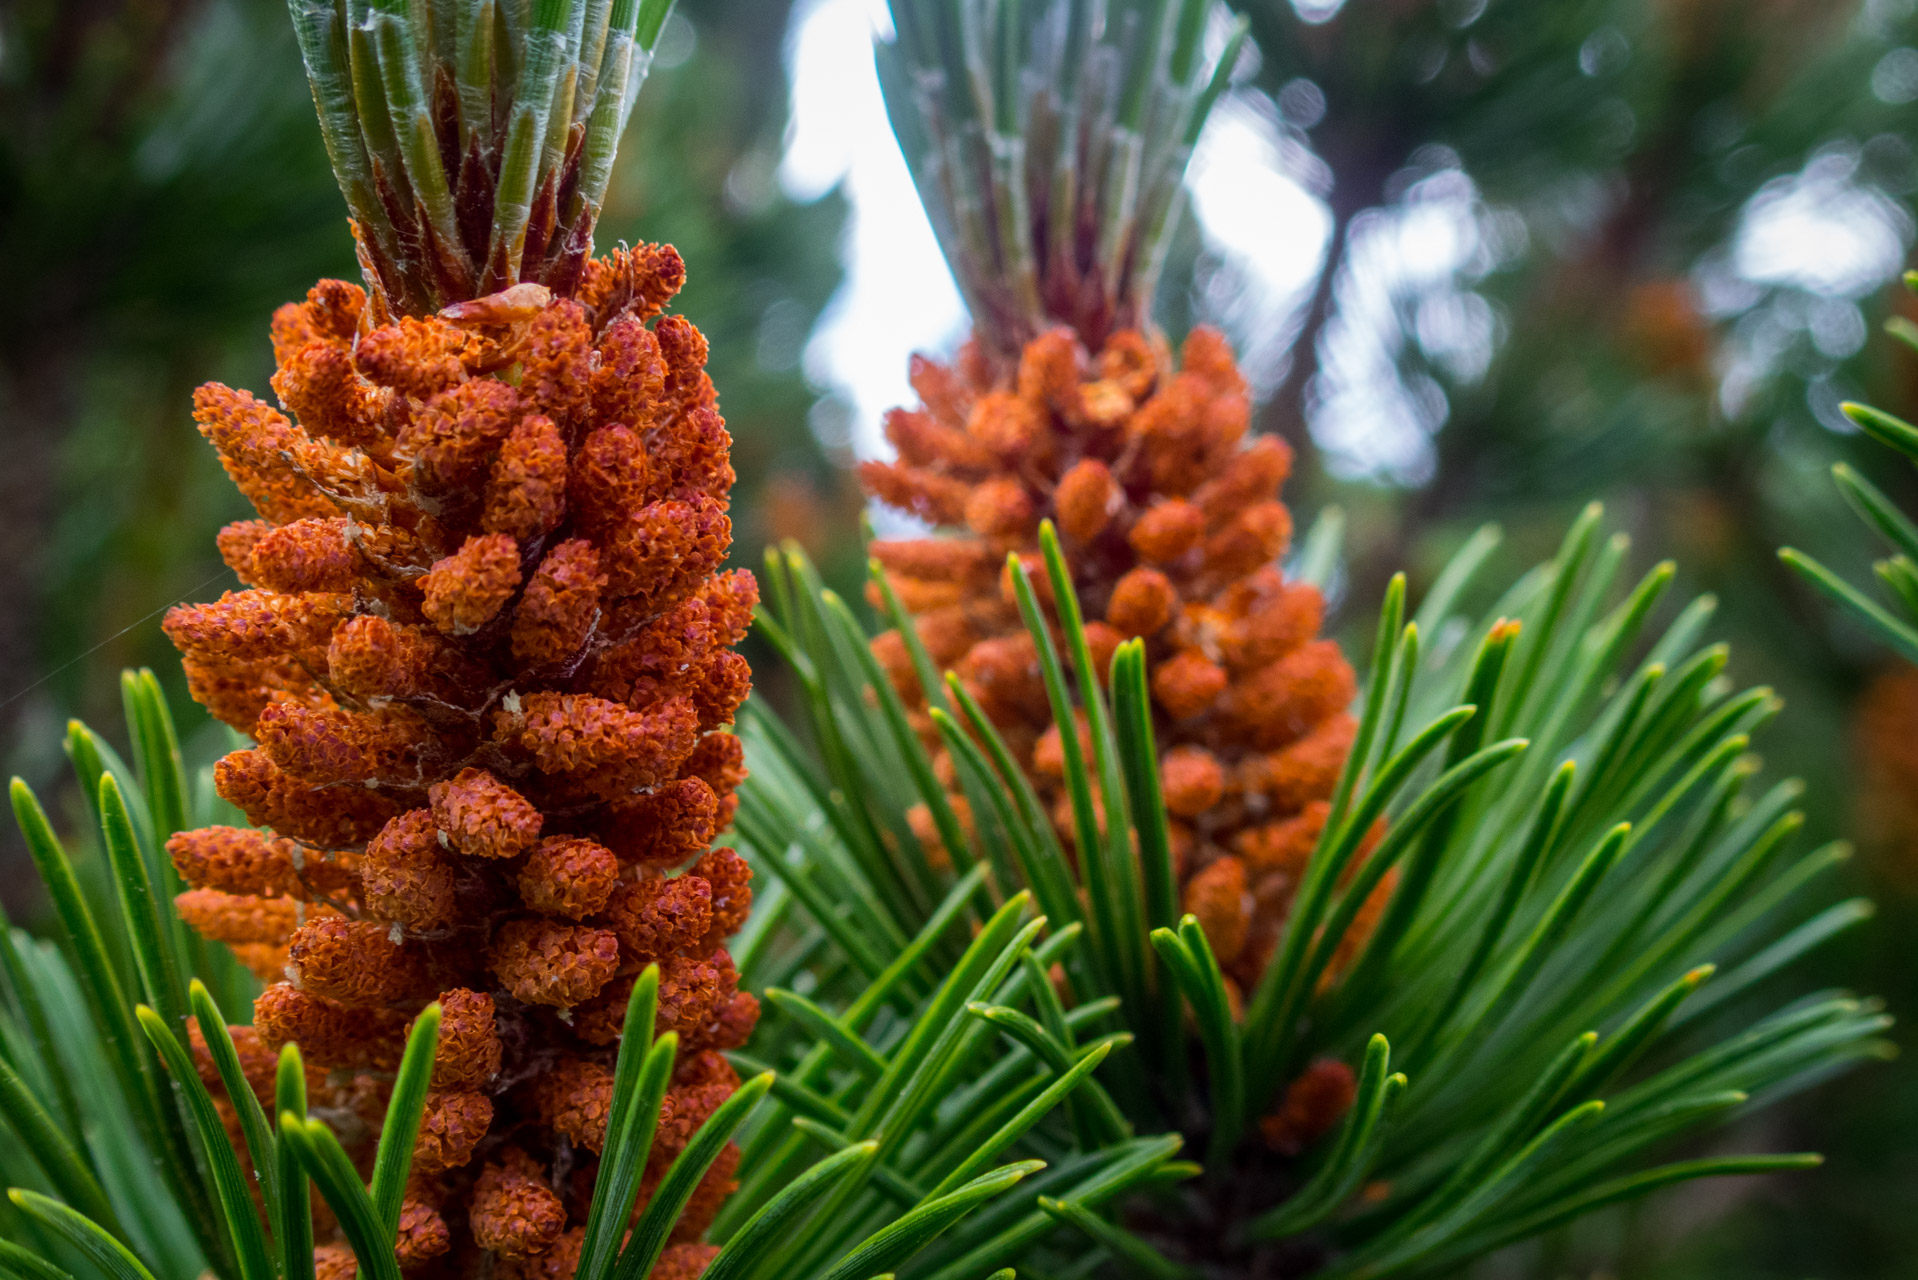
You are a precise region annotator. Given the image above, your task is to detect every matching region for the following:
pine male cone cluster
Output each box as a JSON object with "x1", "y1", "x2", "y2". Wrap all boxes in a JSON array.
[
  {"x1": 163, "y1": 245, "x2": 756, "y2": 1278},
  {"x1": 860, "y1": 326, "x2": 1370, "y2": 1001},
  {"x1": 1855, "y1": 664, "x2": 1918, "y2": 890}
]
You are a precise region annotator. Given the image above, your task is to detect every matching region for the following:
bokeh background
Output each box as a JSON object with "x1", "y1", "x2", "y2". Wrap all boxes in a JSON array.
[{"x1": 3, "y1": 0, "x2": 1916, "y2": 1272}]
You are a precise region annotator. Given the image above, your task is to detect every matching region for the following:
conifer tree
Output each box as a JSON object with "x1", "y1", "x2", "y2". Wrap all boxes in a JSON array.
[
  {"x1": 723, "y1": 0, "x2": 1892, "y2": 1272},
  {"x1": 0, "y1": 2, "x2": 1898, "y2": 1279}
]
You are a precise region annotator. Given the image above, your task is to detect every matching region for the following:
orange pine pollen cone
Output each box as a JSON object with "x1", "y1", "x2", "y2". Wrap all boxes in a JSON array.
[
  {"x1": 1855, "y1": 663, "x2": 1918, "y2": 889},
  {"x1": 165, "y1": 246, "x2": 756, "y2": 1277},
  {"x1": 860, "y1": 325, "x2": 1388, "y2": 1008}
]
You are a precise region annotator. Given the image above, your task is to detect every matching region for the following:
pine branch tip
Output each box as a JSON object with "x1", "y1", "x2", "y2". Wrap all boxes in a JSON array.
[
  {"x1": 291, "y1": 0, "x2": 667, "y2": 312},
  {"x1": 878, "y1": 0, "x2": 1242, "y2": 355}
]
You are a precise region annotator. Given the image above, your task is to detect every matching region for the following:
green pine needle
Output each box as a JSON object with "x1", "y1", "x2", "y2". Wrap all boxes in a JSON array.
[
  {"x1": 738, "y1": 513, "x2": 1884, "y2": 1275},
  {"x1": 877, "y1": 0, "x2": 1246, "y2": 357},
  {"x1": 286, "y1": 0, "x2": 675, "y2": 314}
]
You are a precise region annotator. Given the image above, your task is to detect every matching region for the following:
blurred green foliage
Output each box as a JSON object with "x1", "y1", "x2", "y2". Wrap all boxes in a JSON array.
[
  {"x1": 1192, "y1": 0, "x2": 1918, "y2": 736},
  {"x1": 0, "y1": 0, "x2": 352, "y2": 785},
  {"x1": 1153, "y1": 0, "x2": 1918, "y2": 1273}
]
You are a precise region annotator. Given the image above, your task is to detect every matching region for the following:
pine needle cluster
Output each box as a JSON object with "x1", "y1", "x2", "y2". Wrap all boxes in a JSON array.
[
  {"x1": 743, "y1": 503, "x2": 1888, "y2": 1275},
  {"x1": 291, "y1": 0, "x2": 676, "y2": 314}
]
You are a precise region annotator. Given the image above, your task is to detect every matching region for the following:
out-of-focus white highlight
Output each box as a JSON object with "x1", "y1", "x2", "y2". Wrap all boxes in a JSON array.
[
  {"x1": 781, "y1": 0, "x2": 965, "y2": 463},
  {"x1": 1312, "y1": 172, "x2": 1497, "y2": 485},
  {"x1": 1185, "y1": 93, "x2": 1332, "y2": 398},
  {"x1": 1733, "y1": 147, "x2": 1911, "y2": 300},
  {"x1": 781, "y1": 0, "x2": 1344, "y2": 466},
  {"x1": 780, "y1": 2, "x2": 1917, "y2": 484},
  {"x1": 1186, "y1": 97, "x2": 1331, "y2": 309},
  {"x1": 1715, "y1": 143, "x2": 1913, "y2": 420}
]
